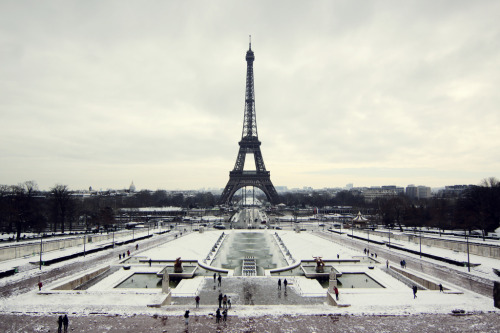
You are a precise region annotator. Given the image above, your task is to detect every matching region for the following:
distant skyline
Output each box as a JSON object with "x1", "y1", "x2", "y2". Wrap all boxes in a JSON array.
[{"x1": 1, "y1": 1, "x2": 499, "y2": 191}]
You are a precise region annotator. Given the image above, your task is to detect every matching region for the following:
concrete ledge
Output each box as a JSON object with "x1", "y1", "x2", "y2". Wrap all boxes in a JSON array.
[
  {"x1": 390, "y1": 266, "x2": 461, "y2": 293},
  {"x1": 53, "y1": 266, "x2": 110, "y2": 290},
  {"x1": 327, "y1": 292, "x2": 350, "y2": 307}
]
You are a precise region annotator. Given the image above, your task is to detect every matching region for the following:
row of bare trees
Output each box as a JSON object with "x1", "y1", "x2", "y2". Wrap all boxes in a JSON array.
[{"x1": 0, "y1": 181, "x2": 117, "y2": 241}]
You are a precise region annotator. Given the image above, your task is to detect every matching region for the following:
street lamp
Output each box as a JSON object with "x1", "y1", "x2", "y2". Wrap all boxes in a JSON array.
[
  {"x1": 419, "y1": 227, "x2": 422, "y2": 258},
  {"x1": 39, "y1": 234, "x2": 43, "y2": 270},
  {"x1": 466, "y1": 230, "x2": 470, "y2": 272}
]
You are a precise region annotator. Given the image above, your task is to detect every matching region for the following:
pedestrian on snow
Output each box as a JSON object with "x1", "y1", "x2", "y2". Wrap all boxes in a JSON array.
[
  {"x1": 63, "y1": 314, "x2": 69, "y2": 333},
  {"x1": 57, "y1": 315, "x2": 63, "y2": 333},
  {"x1": 135, "y1": 244, "x2": 138, "y2": 250},
  {"x1": 218, "y1": 274, "x2": 222, "y2": 287},
  {"x1": 149, "y1": 258, "x2": 152, "y2": 267},
  {"x1": 127, "y1": 250, "x2": 130, "y2": 256},
  {"x1": 337, "y1": 254, "x2": 340, "y2": 259},
  {"x1": 386, "y1": 260, "x2": 389, "y2": 268},
  {"x1": 223, "y1": 295, "x2": 228, "y2": 309},
  {"x1": 278, "y1": 278, "x2": 281, "y2": 290},
  {"x1": 38, "y1": 281, "x2": 43, "y2": 291},
  {"x1": 284, "y1": 279, "x2": 288, "y2": 289},
  {"x1": 184, "y1": 310, "x2": 190, "y2": 326},
  {"x1": 412, "y1": 285, "x2": 417, "y2": 299},
  {"x1": 216, "y1": 308, "x2": 221, "y2": 323},
  {"x1": 213, "y1": 272, "x2": 217, "y2": 283},
  {"x1": 222, "y1": 308, "x2": 228, "y2": 322},
  {"x1": 439, "y1": 283, "x2": 443, "y2": 292},
  {"x1": 119, "y1": 254, "x2": 122, "y2": 260},
  {"x1": 195, "y1": 295, "x2": 200, "y2": 308},
  {"x1": 364, "y1": 248, "x2": 367, "y2": 254},
  {"x1": 228, "y1": 298, "x2": 231, "y2": 309},
  {"x1": 375, "y1": 253, "x2": 377, "y2": 258},
  {"x1": 218, "y1": 293, "x2": 223, "y2": 308},
  {"x1": 123, "y1": 252, "x2": 125, "y2": 258},
  {"x1": 334, "y1": 286, "x2": 339, "y2": 301}
]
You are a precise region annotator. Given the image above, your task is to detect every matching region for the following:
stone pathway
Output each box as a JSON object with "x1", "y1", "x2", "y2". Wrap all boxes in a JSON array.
[{"x1": 172, "y1": 276, "x2": 325, "y2": 307}]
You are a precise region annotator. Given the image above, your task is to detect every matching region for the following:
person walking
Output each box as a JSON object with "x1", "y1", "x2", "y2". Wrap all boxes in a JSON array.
[
  {"x1": 38, "y1": 281, "x2": 43, "y2": 291},
  {"x1": 412, "y1": 285, "x2": 418, "y2": 299},
  {"x1": 278, "y1": 278, "x2": 281, "y2": 290},
  {"x1": 222, "y1": 308, "x2": 228, "y2": 322},
  {"x1": 149, "y1": 258, "x2": 152, "y2": 266},
  {"x1": 228, "y1": 298, "x2": 231, "y2": 309},
  {"x1": 184, "y1": 310, "x2": 190, "y2": 326},
  {"x1": 195, "y1": 295, "x2": 200, "y2": 308},
  {"x1": 57, "y1": 315, "x2": 63, "y2": 333},
  {"x1": 223, "y1": 295, "x2": 228, "y2": 309},
  {"x1": 218, "y1": 293, "x2": 223, "y2": 308},
  {"x1": 386, "y1": 260, "x2": 389, "y2": 268},
  {"x1": 62, "y1": 314, "x2": 69, "y2": 333},
  {"x1": 439, "y1": 283, "x2": 444, "y2": 292},
  {"x1": 284, "y1": 279, "x2": 288, "y2": 290},
  {"x1": 333, "y1": 286, "x2": 339, "y2": 301},
  {"x1": 213, "y1": 272, "x2": 217, "y2": 284},
  {"x1": 218, "y1": 274, "x2": 222, "y2": 287},
  {"x1": 216, "y1": 308, "x2": 221, "y2": 323}
]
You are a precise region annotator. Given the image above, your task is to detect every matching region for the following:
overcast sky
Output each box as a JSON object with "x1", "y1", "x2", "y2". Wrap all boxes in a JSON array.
[{"x1": 1, "y1": 1, "x2": 499, "y2": 191}]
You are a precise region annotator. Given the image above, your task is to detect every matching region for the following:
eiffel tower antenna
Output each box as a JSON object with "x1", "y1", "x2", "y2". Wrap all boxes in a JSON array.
[{"x1": 219, "y1": 39, "x2": 279, "y2": 205}]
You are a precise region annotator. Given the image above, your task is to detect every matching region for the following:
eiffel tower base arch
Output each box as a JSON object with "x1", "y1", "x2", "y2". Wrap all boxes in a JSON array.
[{"x1": 219, "y1": 171, "x2": 279, "y2": 205}]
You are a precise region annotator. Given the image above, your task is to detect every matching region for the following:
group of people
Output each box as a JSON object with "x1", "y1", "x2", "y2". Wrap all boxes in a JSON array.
[
  {"x1": 118, "y1": 249, "x2": 132, "y2": 260},
  {"x1": 57, "y1": 314, "x2": 69, "y2": 333},
  {"x1": 277, "y1": 278, "x2": 288, "y2": 290}
]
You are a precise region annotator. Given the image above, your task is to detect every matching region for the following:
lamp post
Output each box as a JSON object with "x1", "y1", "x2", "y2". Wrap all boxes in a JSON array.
[
  {"x1": 419, "y1": 227, "x2": 422, "y2": 258},
  {"x1": 466, "y1": 230, "x2": 470, "y2": 272},
  {"x1": 39, "y1": 234, "x2": 43, "y2": 270}
]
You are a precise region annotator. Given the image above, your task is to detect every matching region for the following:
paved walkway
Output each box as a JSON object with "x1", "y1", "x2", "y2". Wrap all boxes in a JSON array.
[
  {"x1": 172, "y1": 276, "x2": 324, "y2": 307},
  {"x1": 1, "y1": 312, "x2": 499, "y2": 332}
]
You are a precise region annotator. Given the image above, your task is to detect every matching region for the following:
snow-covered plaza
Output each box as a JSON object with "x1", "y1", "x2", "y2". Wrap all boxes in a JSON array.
[{"x1": 0, "y1": 228, "x2": 499, "y2": 332}]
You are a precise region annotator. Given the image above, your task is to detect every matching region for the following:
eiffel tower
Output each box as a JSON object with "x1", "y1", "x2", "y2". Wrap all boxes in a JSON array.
[{"x1": 219, "y1": 38, "x2": 279, "y2": 205}]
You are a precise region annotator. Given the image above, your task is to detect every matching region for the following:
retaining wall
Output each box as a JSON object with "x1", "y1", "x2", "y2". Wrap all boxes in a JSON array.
[
  {"x1": 358, "y1": 230, "x2": 500, "y2": 259},
  {"x1": 53, "y1": 265, "x2": 110, "y2": 290},
  {"x1": 0, "y1": 231, "x2": 136, "y2": 262}
]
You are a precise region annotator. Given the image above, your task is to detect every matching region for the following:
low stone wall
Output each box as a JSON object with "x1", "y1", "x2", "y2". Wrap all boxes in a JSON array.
[
  {"x1": 53, "y1": 266, "x2": 110, "y2": 290},
  {"x1": 390, "y1": 266, "x2": 445, "y2": 291},
  {"x1": 358, "y1": 230, "x2": 500, "y2": 259},
  {"x1": 0, "y1": 232, "x2": 135, "y2": 262}
]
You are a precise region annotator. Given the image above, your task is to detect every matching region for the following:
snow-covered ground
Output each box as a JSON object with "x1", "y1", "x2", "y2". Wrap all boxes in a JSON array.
[{"x1": 0, "y1": 229, "x2": 498, "y2": 319}]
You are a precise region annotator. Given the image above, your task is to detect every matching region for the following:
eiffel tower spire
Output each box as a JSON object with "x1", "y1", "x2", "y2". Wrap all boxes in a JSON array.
[{"x1": 219, "y1": 39, "x2": 279, "y2": 205}]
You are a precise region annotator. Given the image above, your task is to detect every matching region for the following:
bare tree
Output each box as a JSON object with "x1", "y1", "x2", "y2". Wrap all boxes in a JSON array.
[{"x1": 50, "y1": 184, "x2": 73, "y2": 233}]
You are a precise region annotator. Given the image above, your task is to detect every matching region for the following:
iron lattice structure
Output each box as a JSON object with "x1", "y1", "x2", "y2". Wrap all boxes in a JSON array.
[{"x1": 219, "y1": 40, "x2": 279, "y2": 205}]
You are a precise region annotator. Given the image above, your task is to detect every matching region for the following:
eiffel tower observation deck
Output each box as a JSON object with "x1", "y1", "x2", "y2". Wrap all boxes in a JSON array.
[{"x1": 219, "y1": 37, "x2": 279, "y2": 205}]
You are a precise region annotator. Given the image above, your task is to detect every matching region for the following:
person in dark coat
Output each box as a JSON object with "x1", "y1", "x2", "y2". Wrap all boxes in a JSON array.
[
  {"x1": 184, "y1": 310, "x2": 190, "y2": 326},
  {"x1": 278, "y1": 278, "x2": 281, "y2": 290},
  {"x1": 284, "y1": 279, "x2": 288, "y2": 289},
  {"x1": 57, "y1": 315, "x2": 63, "y2": 333},
  {"x1": 439, "y1": 283, "x2": 443, "y2": 292},
  {"x1": 213, "y1": 272, "x2": 217, "y2": 283},
  {"x1": 222, "y1": 308, "x2": 228, "y2": 322},
  {"x1": 215, "y1": 308, "x2": 221, "y2": 323},
  {"x1": 195, "y1": 295, "x2": 200, "y2": 308},
  {"x1": 412, "y1": 285, "x2": 418, "y2": 299},
  {"x1": 63, "y1": 314, "x2": 69, "y2": 333},
  {"x1": 218, "y1": 293, "x2": 223, "y2": 308},
  {"x1": 218, "y1": 274, "x2": 222, "y2": 287}
]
